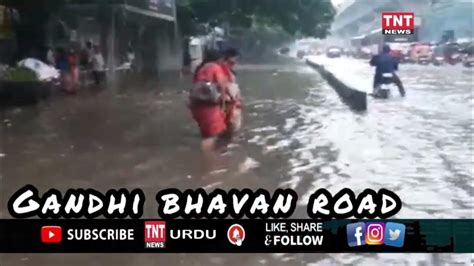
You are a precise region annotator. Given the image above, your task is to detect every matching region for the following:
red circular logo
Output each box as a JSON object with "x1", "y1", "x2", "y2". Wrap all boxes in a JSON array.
[{"x1": 227, "y1": 224, "x2": 245, "y2": 246}]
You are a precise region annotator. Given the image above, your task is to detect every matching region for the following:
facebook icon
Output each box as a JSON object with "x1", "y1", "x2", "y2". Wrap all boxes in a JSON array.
[{"x1": 347, "y1": 222, "x2": 366, "y2": 247}]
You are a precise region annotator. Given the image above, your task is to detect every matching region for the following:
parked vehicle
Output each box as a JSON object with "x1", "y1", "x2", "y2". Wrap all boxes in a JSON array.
[
  {"x1": 326, "y1": 47, "x2": 342, "y2": 58},
  {"x1": 430, "y1": 45, "x2": 444, "y2": 66},
  {"x1": 449, "y1": 52, "x2": 463, "y2": 65},
  {"x1": 409, "y1": 43, "x2": 432, "y2": 64},
  {"x1": 355, "y1": 27, "x2": 419, "y2": 62},
  {"x1": 358, "y1": 47, "x2": 373, "y2": 59},
  {"x1": 460, "y1": 42, "x2": 474, "y2": 67},
  {"x1": 442, "y1": 42, "x2": 462, "y2": 65},
  {"x1": 462, "y1": 54, "x2": 474, "y2": 67},
  {"x1": 432, "y1": 57, "x2": 444, "y2": 66},
  {"x1": 387, "y1": 42, "x2": 412, "y2": 63},
  {"x1": 400, "y1": 52, "x2": 411, "y2": 63},
  {"x1": 279, "y1": 47, "x2": 290, "y2": 55},
  {"x1": 418, "y1": 54, "x2": 431, "y2": 65},
  {"x1": 296, "y1": 50, "x2": 306, "y2": 59},
  {"x1": 343, "y1": 48, "x2": 350, "y2": 56},
  {"x1": 305, "y1": 49, "x2": 316, "y2": 56}
]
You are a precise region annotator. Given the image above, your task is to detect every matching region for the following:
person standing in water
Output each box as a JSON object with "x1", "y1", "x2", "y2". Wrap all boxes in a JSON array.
[
  {"x1": 91, "y1": 45, "x2": 105, "y2": 85},
  {"x1": 67, "y1": 48, "x2": 80, "y2": 93},
  {"x1": 56, "y1": 47, "x2": 72, "y2": 92},
  {"x1": 220, "y1": 48, "x2": 242, "y2": 137},
  {"x1": 189, "y1": 49, "x2": 234, "y2": 172}
]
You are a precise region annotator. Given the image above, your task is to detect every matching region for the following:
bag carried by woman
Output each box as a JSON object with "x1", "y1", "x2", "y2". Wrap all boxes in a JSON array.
[{"x1": 189, "y1": 80, "x2": 222, "y2": 104}]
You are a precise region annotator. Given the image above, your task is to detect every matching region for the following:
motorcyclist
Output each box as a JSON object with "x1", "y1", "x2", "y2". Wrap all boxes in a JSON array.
[{"x1": 370, "y1": 44, "x2": 405, "y2": 97}]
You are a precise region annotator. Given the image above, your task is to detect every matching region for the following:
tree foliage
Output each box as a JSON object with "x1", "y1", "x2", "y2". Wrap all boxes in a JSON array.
[
  {"x1": 1, "y1": 0, "x2": 335, "y2": 60},
  {"x1": 1, "y1": 0, "x2": 66, "y2": 59},
  {"x1": 177, "y1": 0, "x2": 336, "y2": 38},
  {"x1": 3, "y1": 0, "x2": 336, "y2": 38}
]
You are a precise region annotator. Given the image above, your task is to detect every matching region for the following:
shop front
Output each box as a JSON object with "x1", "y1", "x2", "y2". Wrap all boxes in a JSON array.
[{"x1": 57, "y1": 0, "x2": 179, "y2": 78}]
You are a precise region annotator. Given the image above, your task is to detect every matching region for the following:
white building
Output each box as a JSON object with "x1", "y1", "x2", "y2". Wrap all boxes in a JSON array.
[{"x1": 330, "y1": 0, "x2": 431, "y2": 39}]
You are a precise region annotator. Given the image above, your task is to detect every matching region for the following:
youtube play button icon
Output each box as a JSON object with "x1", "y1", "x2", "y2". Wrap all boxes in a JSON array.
[{"x1": 41, "y1": 226, "x2": 62, "y2": 243}]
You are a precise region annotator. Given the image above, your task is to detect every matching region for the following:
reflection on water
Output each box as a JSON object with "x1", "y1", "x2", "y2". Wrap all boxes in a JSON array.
[{"x1": 0, "y1": 57, "x2": 472, "y2": 265}]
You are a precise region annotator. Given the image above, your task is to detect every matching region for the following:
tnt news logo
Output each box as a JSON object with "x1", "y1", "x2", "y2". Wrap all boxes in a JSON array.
[
  {"x1": 144, "y1": 221, "x2": 166, "y2": 248},
  {"x1": 382, "y1": 12, "x2": 414, "y2": 35}
]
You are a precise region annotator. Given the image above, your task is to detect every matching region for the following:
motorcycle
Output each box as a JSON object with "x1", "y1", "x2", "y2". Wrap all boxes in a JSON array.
[{"x1": 371, "y1": 73, "x2": 396, "y2": 99}]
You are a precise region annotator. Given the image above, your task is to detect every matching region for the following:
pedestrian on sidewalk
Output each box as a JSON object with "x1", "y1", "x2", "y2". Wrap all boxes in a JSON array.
[
  {"x1": 180, "y1": 37, "x2": 192, "y2": 78},
  {"x1": 91, "y1": 45, "x2": 105, "y2": 85},
  {"x1": 67, "y1": 48, "x2": 80, "y2": 93},
  {"x1": 86, "y1": 41, "x2": 94, "y2": 65},
  {"x1": 126, "y1": 44, "x2": 136, "y2": 72},
  {"x1": 46, "y1": 46, "x2": 55, "y2": 66},
  {"x1": 56, "y1": 47, "x2": 73, "y2": 93}
]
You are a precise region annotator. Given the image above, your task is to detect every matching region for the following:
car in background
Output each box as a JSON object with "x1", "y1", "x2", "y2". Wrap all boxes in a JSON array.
[
  {"x1": 409, "y1": 42, "x2": 431, "y2": 64},
  {"x1": 386, "y1": 42, "x2": 412, "y2": 63},
  {"x1": 462, "y1": 54, "x2": 474, "y2": 67},
  {"x1": 343, "y1": 48, "x2": 350, "y2": 56},
  {"x1": 430, "y1": 45, "x2": 444, "y2": 66},
  {"x1": 460, "y1": 41, "x2": 474, "y2": 67},
  {"x1": 441, "y1": 42, "x2": 463, "y2": 65},
  {"x1": 279, "y1": 47, "x2": 290, "y2": 55},
  {"x1": 432, "y1": 56, "x2": 444, "y2": 66},
  {"x1": 296, "y1": 50, "x2": 306, "y2": 59},
  {"x1": 357, "y1": 47, "x2": 373, "y2": 59},
  {"x1": 418, "y1": 54, "x2": 431, "y2": 65},
  {"x1": 306, "y1": 49, "x2": 317, "y2": 56},
  {"x1": 326, "y1": 47, "x2": 342, "y2": 58}
]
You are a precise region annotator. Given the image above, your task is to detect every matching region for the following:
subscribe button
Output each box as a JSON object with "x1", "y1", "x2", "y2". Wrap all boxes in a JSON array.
[{"x1": 41, "y1": 226, "x2": 62, "y2": 243}]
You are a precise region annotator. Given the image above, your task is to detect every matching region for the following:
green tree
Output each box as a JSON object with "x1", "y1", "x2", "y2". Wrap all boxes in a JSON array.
[
  {"x1": 2, "y1": 0, "x2": 336, "y2": 60},
  {"x1": 177, "y1": 0, "x2": 336, "y2": 38},
  {"x1": 1, "y1": 0, "x2": 66, "y2": 59}
]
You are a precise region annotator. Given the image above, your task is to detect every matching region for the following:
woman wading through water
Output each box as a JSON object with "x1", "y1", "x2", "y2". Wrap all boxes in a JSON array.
[{"x1": 189, "y1": 48, "x2": 242, "y2": 174}]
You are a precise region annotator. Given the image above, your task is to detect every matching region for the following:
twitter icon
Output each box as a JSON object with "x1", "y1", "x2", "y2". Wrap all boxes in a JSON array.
[{"x1": 384, "y1": 222, "x2": 406, "y2": 247}]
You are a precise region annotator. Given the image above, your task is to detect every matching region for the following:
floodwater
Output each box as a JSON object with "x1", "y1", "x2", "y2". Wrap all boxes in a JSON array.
[{"x1": 0, "y1": 56, "x2": 472, "y2": 265}]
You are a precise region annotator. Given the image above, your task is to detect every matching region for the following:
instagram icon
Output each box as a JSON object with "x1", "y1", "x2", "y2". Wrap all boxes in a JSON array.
[{"x1": 365, "y1": 222, "x2": 385, "y2": 245}]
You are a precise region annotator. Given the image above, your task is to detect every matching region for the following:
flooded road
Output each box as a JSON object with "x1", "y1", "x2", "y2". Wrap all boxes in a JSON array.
[{"x1": 0, "y1": 56, "x2": 472, "y2": 265}]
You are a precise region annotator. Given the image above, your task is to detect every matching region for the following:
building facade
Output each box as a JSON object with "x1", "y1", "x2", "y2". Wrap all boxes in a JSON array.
[
  {"x1": 59, "y1": 0, "x2": 180, "y2": 77},
  {"x1": 331, "y1": 0, "x2": 432, "y2": 40},
  {"x1": 0, "y1": 5, "x2": 19, "y2": 64},
  {"x1": 420, "y1": 1, "x2": 473, "y2": 41}
]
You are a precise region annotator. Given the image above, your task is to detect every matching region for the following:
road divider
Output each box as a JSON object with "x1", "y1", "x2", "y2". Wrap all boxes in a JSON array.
[{"x1": 305, "y1": 57, "x2": 367, "y2": 111}]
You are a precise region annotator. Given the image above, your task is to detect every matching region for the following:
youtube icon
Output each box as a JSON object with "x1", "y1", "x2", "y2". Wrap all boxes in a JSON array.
[{"x1": 41, "y1": 226, "x2": 62, "y2": 243}]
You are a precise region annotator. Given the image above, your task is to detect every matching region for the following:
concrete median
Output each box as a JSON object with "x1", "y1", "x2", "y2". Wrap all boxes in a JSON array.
[{"x1": 305, "y1": 57, "x2": 367, "y2": 111}]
